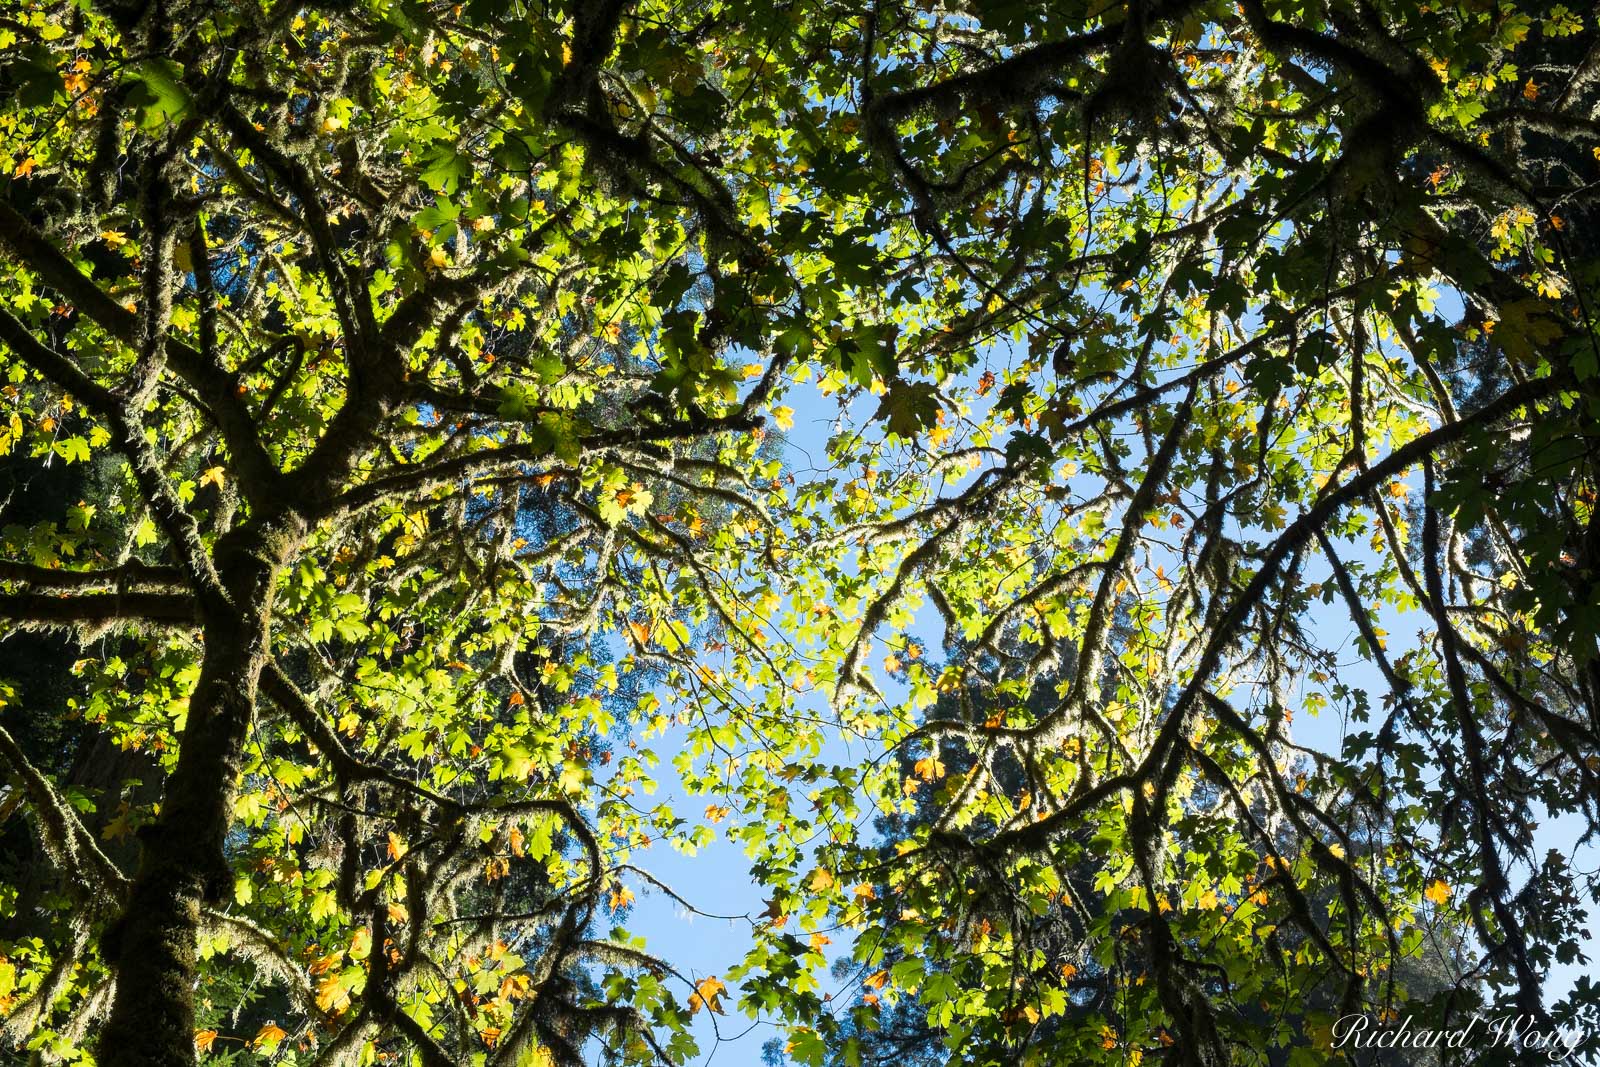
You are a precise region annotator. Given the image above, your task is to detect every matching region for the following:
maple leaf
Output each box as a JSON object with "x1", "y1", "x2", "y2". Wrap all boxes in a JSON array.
[
  {"x1": 199, "y1": 466, "x2": 226, "y2": 489},
  {"x1": 607, "y1": 884, "x2": 635, "y2": 912},
  {"x1": 913, "y1": 755, "x2": 946, "y2": 781},
  {"x1": 308, "y1": 951, "x2": 342, "y2": 977},
  {"x1": 194, "y1": 1029, "x2": 219, "y2": 1052},
  {"x1": 253, "y1": 1021, "x2": 288, "y2": 1048},
  {"x1": 689, "y1": 975, "x2": 727, "y2": 1014},
  {"x1": 316, "y1": 973, "x2": 352, "y2": 1014},
  {"x1": 808, "y1": 867, "x2": 836, "y2": 892},
  {"x1": 1424, "y1": 879, "x2": 1451, "y2": 904}
]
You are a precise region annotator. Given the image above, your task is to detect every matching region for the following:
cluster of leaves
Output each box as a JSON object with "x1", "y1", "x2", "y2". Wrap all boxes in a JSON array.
[{"x1": 0, "y1": 0, "x2": 1598, "y2": 1065}]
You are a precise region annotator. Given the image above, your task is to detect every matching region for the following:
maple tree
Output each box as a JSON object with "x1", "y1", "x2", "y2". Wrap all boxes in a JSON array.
[{"x1": 1, "y1": 0, "x2": 1599, "y2": 1065}]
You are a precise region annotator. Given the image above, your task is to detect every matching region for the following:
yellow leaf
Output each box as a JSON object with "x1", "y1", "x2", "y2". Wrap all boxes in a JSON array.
[
  {"x1": 608, "y1": 884, "x2": 635, "y2": 912},
  {"x1": 194, "y1": 1029, "x2": 219, "y2": 1052},
  {"x1": 387, "y1": 831, "x2": 407, "y2": 860},
  {"x1": 1424, "y1": 879, "x2": 1451, "y2": 904},
  {"x1": 349, "y1": 926, "x2": 371, "y2": 960},
  {"x1": 199, "y1": 466, "x2": 225, "y2": 489},
  {"x1": 912, "y1": 755, "x2": 946, "y2": 782},
  {"x1": 316, "y1": 972, "x2": 351, "y2": 1014},
  {"x1": 772, "y1": 405, "x2": 795, "y2": 431},
  {"x1": 253, "y1": 1021, "x2": 288, "y2": 1048},
  {"x1": 688, "y1": 975, "x2": 727, "y2": 1015},
  {"x1": 808, "y1": 867, "x2": 836, "y2": 892},
  {"x1": 101, "y1": 230, "x2": 128, "y2": 247}
]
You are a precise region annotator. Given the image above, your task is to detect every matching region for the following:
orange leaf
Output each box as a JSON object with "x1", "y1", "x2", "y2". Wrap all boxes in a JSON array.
[
  {"x1": 194, "y1": 1029, "x2": 219, "y2": 1052},
  {"x1": 253, "y1": 1022, "x2": 288, "y2": 1048},
  {"x1": 308, "y1": 951, "x2": 341, "y2": 977},
  {"x1": 316, "y1": 973, "x2": 352, "y2": 1014},
  {"x1": 688, "y1": 975, "x2": 727, "y2": 1015}
]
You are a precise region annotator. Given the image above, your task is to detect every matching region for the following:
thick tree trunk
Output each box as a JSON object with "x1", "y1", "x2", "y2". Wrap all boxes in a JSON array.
[{"x1": 97, "y1": 524, "x2": 298, "y2": 1067}]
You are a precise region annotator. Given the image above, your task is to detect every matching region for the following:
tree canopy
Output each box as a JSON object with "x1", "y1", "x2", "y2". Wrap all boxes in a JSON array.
[{"x1": 0, "y1": 0, "x2": 1598, "y2": 1065}]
